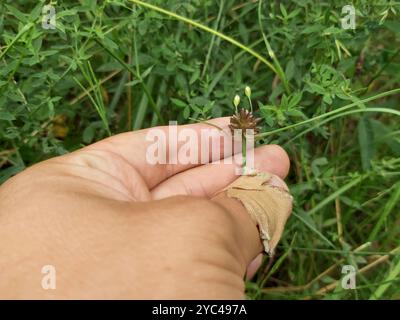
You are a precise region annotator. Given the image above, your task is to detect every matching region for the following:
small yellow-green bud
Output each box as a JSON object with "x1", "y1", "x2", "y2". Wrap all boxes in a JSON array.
[
  {"x1": 233, "y1": 95, "x2": 241, "y2": 108},
  {"x1": 245, "y1": 86, "x2": 251, "y2": 98}
]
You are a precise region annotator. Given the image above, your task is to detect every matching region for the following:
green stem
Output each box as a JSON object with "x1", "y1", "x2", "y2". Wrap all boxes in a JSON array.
[
  {"x1": 285, "y1": 107, "x2": 400, "y2": 144},
  {"x1": 242, "y1": 132, "x2": 247, "y2": 174},
  {"x1": 247, "y1": 96, "x2": 253, "y2": 112},
  {"x1": 201, "y1": 0, "x2": 225, "y2": 78},
  {"x1": 258, "y1": 0, "x2": 290, "y2": 94},
  {"x1": 256, "y1": 88, "x2": 400, "y2": 139}
]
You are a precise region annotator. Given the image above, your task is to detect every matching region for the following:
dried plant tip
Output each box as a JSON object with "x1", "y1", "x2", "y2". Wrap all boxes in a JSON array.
[{"x1": 229, "y1": 108, "x2": 262, "y2": 134}]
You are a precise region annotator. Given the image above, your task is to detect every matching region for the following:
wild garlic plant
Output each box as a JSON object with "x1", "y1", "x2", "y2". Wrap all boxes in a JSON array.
[{"x1": 229, "y1": 87, "x2": 262, "y2": 175}]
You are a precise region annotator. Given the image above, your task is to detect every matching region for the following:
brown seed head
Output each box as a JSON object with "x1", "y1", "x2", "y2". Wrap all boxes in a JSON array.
[{"x1": 229, "y1": 108, "x2": 262, "y2": 134}]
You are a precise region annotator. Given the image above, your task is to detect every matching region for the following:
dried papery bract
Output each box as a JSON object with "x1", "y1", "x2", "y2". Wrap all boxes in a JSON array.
[{"x1": 217, "y1": 172, "x2": 293, "y2": 255}]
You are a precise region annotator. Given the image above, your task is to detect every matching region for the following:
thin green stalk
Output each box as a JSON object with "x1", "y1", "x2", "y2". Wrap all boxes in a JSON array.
[
  {"x1": 87, "y1": 61, "x2": 107, "y2": 122},
  {"x1": 259, "y1": 235, "x2": 297, "y2": 292},
  {"x1": 73, "y1": 71, "x2": 111, "y2": 136},
  {"x1": 75, "y1": 61, "x2": 110, "y2": 134},
  {"x1": 291, "y1": 212, "x2": 336, "y2": 248},
  {"x1": 258, "y1": 0, "x2": 290, "y2": 94},
  {"x1": 368, "y1": 181, "x2": 400, "y2": 242},
  {"x1": 129, "y1": 0, "x2": 279, "y2": 76},
  {"x1": 286, "y1": 107, "x2": 400, "y2": 144},
  {"x1": 242, "y1": 132, "x2": 247, "y2": 173},
  {"x1": 256, "y1": 88, "x2": 400, "y2": 139},
  {"x1": 307, "y1": 175, "x2": 365, "y2": 216},
  {"x1": 247, "y1": 96, "x2": 253, "y2": 112},
  {"x1": 201, "y1": 0, "x2": 225, "y2": 78}
]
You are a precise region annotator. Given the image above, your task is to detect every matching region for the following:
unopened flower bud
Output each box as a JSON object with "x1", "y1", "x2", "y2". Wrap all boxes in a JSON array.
[
  {"x1": 233, "y1": 95, "x2": 241, "y2": 108},
  {"x1": 245, "y1": 86, "x2": 251, "y2": 98}
]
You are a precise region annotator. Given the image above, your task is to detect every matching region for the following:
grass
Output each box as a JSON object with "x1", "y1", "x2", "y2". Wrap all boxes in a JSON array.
[{"x1": 1, "y1": 0, "x2": 400, "y2": 299}]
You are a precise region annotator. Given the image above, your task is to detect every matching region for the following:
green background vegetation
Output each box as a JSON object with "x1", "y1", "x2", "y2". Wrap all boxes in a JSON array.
[{"x1": 1, "y1": 0, "x2": 399, "y2": 299}]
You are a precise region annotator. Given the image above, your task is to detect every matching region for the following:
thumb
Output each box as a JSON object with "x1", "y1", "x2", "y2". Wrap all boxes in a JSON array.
[{"x1": 211, "y1": 172, "x2": 293, "y2": 272}]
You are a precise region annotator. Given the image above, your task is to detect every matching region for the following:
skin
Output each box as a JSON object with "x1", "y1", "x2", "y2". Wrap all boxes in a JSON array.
[{"x1": 0, "y1": 117, "x2": 291, "y2": 299}]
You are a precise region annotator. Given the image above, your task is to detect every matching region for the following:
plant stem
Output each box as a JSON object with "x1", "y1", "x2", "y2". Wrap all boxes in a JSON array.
[
  {"x1": 242, "y1": 132, "x2": 247, "y2": 174},
  {"x1": 247, "y1": 96, "x2": 253, "y2": 112},
  {"x1": 201, "y1": 0, "x2": 225, "y2": 78},
  {"x1": 258, "y1": 0, "x2": 290, "y2": 94},
  {"x1": 256, "y1": 87, "x2": 400, "y2": 139},
  {"x1": 285, "y1": 107, "x2": 400, "y2": 145}
]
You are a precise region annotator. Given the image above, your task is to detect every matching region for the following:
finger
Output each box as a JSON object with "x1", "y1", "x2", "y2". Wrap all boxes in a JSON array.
[
  {"x1": 151, "y1": 144, "x2": 290, "y2": 199},
  {"x1": 84, "y1": 117, "x2": 233, "y2": 189},
  {"x1": 246, "y1": 254, "x2": 263, "y2": 280}
]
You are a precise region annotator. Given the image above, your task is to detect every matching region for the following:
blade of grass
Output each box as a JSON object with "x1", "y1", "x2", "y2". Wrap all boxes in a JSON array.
[
  {"x1": 84, "y1": 61, "x2": 111, "y2": 135},
  {"x1": 74, "y1": 76, "x2": 108, "y2": 134},
  {"x1": 262, "y1": 242, "x2": 373, "y2": 294},
  {"x1": 70, "y1": 70, "x2": 121, "y2": 105},
  {"x1": 368, "y1": 181, "x2": 400, "y2": 242},
  {"x1": 307, "y1": 175, "x2": 365, "y2": 216},
  {"x1": 73, "y1": 62, "x2": 111, "y2": 136},
  {"x1": 133, "y1": 75, "x2": 155, "y2": 130},
  {"x1": 86, "y1": 62, "x2": 108, "y2": 121},
  {"x1": 369, "y1": 256, "x2": 400, "y2": 300},
  {"x1": 260, "y1": 233, "x2": 297, "y2": 289},
  {"x1": 292, "y1": 211, "x2": 336, "y2": 248}
]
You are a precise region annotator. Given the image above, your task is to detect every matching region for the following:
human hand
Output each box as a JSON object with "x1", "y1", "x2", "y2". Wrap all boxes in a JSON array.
[{"x1": 0, "y1": 117, "x2": 291, "y2": 299}]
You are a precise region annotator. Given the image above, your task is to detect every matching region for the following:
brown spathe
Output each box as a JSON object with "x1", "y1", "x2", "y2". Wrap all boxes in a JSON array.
[{"x1": 222, "y1": 172, "x2": 292, "y2": 255}]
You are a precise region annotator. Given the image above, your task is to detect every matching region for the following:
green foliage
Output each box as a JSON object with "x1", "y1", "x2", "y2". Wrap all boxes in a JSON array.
[{"x1": 1, "y1": 0, "x2": 400, "y2": 299}]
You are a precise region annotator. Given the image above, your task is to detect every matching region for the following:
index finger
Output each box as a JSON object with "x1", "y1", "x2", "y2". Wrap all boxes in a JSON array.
[{"x1": 84, "y1": 117, "x2": 235, "y2": 189}]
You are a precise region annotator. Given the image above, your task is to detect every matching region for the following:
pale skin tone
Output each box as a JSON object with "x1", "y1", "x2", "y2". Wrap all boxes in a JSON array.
[{"x1": 0, "y1": 117, "x2": 291, "y2": 299}]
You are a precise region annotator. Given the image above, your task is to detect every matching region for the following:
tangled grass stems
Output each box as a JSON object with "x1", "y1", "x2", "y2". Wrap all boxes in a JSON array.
[{"x1": 129, "y1": 0, "x2": 280, "y2": 79}]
